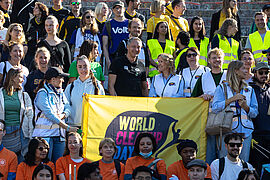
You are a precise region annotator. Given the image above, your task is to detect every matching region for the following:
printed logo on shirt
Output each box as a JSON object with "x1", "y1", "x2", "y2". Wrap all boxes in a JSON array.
[
  {"x1": 244, "y1": 88, "x2": 249, "y2": 92},
  {"x1": 0, "y1": 159, "x2": 6, "y2": 166},
  {"x1": 34, "y1": 79, "x2": 43, "y2": 85},
  {"x1": 169, "y1": 82, "x2": 176, "y2": 86},
  {"x1": 195, "y1": 75, "x2": 200, "y2": 79},
  {"x1": 112, "y1": 27, "x2": 129, "y2": 34}
]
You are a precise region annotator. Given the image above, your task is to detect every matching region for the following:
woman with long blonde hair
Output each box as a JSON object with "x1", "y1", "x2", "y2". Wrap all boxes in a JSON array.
[{"x1": 212, "y1": 61, "x2": 258, "y2": 162}]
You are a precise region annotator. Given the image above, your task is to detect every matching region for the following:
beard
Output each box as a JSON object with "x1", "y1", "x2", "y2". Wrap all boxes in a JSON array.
[{"x1": 228, "y1": 150, "x2": 239, "y2": 158}]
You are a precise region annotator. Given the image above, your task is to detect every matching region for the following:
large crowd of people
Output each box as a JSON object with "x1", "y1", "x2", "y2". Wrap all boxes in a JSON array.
[{"x1": 0, "y1": 0, "x2": 269, "y2": 179}]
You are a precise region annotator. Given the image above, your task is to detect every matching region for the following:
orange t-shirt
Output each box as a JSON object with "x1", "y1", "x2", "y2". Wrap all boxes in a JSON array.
[
  {"x1": 125, "y1": 156, "x2": 167, "y2": 176},
  {"x1": 98, "y1": 159, "x2": 125, "y2": 180},
  {"x1": 56, "y1": 155, "x2": 91, "y2": 180},
  {"x1": 0, "y1": 147, "x2": 17, "y2": 180},
  {"x1": 16, "y1": 161, "x2": 56, "y2": 180},
  {"x1": 167, "y1": 160, "x2": 212, "y2": 180}
]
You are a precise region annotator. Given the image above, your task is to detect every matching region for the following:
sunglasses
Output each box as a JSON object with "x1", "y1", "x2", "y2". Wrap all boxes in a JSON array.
[
  {"x1": 38, "y1": 147, "x2": 49, "y2": 151},
  {"x1": 258, "y1": 70, "x2": 269, "y2": 75},
  {"x1": 186, "y1": 53, "x2": 197, "y2": 58},
  {"x1": 85, "y1": 15, "x2": 94, "y2": 19},
  {"x1": 228, "y1": 143, "x2": 242, "y2": 148},
  {"x1": 71, "y1": 2, "x2": 81, "y2": 5}
]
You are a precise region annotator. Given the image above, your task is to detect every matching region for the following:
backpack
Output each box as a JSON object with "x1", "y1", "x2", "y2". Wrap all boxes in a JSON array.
[
  {"x1": 148, "y1": 158, "x2": 162, "y2": 180},
  {"x1": 218, "y1": 157, "x2": 248, "y2": 179},
  {"x1": 93, "y1": 160, "x2": 121, "y2": 178}
]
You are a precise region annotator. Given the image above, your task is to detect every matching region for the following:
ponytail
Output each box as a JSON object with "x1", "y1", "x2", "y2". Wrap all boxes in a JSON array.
[
  {"x1": 34, "y1": 79, "x2": 46, "y2": 94},
  {"x1": 89, "y1": 69, "x2": 99, "y2": 95}
]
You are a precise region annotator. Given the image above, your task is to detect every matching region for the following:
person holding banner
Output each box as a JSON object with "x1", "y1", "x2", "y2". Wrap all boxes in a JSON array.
[
  {"x1": 149, "y1": 53, "x2": 182, "y2": 97},
  {"x1": 124, "y1": 132, "x2": 167, "y2": 180},
  {"x1": 65, "y1": 55, "x2": 105, "y2": 128},
  {"x1": 212, "y1": 60, "x2": 258, "y2": 162},
  {"x1": 56, "y1": 132, "x2": 91, "y2": 180}
]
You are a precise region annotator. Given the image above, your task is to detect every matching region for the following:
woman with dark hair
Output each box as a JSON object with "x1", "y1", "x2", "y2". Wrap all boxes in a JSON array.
[
  {"x1": 25, "y1": 2, "x2": 49, "y2": 68},
  {"x1": 32, "y1": 164, "x2": 54, "y2": 180},
  {"x1": 68, "y1": 40, "x2": 105, "y2": 83},
  {"x1": 32, "y1": 67, "x2": 78, "y2": 163},
  {"x1": 70, "y1": 10, "x2": 102, "y2": 60},
  {"x1": 0, "y1": 68, "x2": 33, "y2": 162},
  {"x1": 188, "y1": 16, "x2": 209, "y2": 66},
  {"x1": 16, "y1": 137, "x2": 55, "y2": 180},
  {"x1": 210, "y1": 0, "x2": 241, "y2": 42},
  {"x1": 147, "y1": 21, "x2": 175, "y2": 78},
  {"x1": 124, "y1": 132, "x2": 167, "y2": 180},
  {"x1": 212, "y1": 61, "x2": 258, "y2": 161},
  {"x1": 149, "y1": 53, "x2": 182, "y2": 97},
  {"x1": 37, "y1": 15, "x2": 71, "y2": 73},
  {"x1": 211, "y1": 18, "x2": 240, "y2": 70},
  {"x1": 56, "y1": 132, "x2": 91, "y2": 180},
  {"x1": 237, "y1": 169, "x2": 259, "y2": 180},
  {"x1": 65, "y1": 55, "x2": 105, "y2": 128}
]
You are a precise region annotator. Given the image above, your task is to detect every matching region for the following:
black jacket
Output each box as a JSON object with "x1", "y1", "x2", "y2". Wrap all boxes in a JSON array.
[{"x1": 210, "y1": 10, "x2": 241, "y2": 42}]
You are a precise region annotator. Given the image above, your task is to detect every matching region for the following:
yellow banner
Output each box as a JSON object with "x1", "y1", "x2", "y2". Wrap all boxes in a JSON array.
[{"x1": 82, "y1": 95, "x2": 209, "y2": 166}]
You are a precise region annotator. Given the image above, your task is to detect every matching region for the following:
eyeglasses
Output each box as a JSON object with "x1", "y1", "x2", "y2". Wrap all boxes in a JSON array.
[
  {"x1": 258, "y1": 70, "x2": 269, "y2": 75},
  {"x1": 85, "y1": 15, "x2": 94, "y2": 19},
  {"x1": 38, "y1": 147, "x2": 49, "y2": 151},
  {"x1": 186, "y1": 53, "x2": 197, "y2": 58},
  {"x1": 71, "y1": 2, "x2": 81, "y2": 5},
  {"x1": 228, "y1": 143, "x2": 242, "y2": 148}
]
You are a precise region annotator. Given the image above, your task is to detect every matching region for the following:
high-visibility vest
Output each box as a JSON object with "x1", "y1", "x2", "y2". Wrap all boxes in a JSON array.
[
  {"x1": 217, "y1": 34, "x2": 239, "y2": 69},
  {"x1": 147, "y1": 39, "x2": 175, "y2": 77},
  {"x1": 188, "y1": 37, "x2": 209, "y2": 66},
  {"x1": 175, "y1": 47, "x2": 188, "y2": 71},
  {"x1": 249, "y1": 30, "x2": 270, "y2": 63}
]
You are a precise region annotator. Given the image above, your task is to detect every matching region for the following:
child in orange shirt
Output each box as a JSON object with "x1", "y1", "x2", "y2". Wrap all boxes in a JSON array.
[
  {"x1": 124, "y1": 132, "x2": 167, "y2": 180},
  {"x1": 32, "y1": 164, "x2": 54, "y2": 180},
  {"x1": 56, "y1": 132, "x2": 91, "y2": 180},
  {"x1": 16, "y1": 137, "x2": 56, "y2": 180},
  {"x1": 95, "y1": 138, "x2": 125, "y2": 180}
]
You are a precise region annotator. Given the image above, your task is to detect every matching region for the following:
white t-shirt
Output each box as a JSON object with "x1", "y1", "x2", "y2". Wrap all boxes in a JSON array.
[
  {"x1": 210, "y1": 156, "x2": 253, "y2": 180},
  {"x1": 0, "y1": 28, "x2": 7, "y2": 41},
  {"x1": 0, "y1": 61, "x2": 29, "y2": 87}
]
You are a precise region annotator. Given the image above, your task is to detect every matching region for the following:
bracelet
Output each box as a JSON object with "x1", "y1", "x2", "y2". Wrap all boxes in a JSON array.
[{"x1": 67, "y1": 126, "x2": 70, "y2": 132}]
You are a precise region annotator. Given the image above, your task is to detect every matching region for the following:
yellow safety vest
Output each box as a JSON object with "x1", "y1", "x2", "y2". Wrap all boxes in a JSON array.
[
  {"x1": 147, "y1": 39, "x2": 175, "y2": 77},
  {"x1": 249, "y1": 30, "x2": 270, "y2": 63},
  {"x1": 188, "y1": 37, "x2": 209, "y2": 66},
  {"x1": 217, "y1": 34, "x2": 239, "y2": 69},
  {"x1": 175, "y1": 47, "x2": 188, "y2": 71}
]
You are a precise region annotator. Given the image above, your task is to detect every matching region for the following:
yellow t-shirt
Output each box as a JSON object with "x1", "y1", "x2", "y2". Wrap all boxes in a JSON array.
[
  {"x1": 146, "y1": 15, "x2": 172, "y2": 36},
  {"x1": 169, "y1": 16, "x2": 189, "y2": 41},
  {"x1": 219, "y1": 11, "x2": 227, "y2": 29}
]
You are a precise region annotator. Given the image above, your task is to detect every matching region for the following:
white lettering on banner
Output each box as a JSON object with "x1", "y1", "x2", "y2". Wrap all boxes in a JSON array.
[{"x1": 112, "y1": 27, "x2": 129, "y2": 34}]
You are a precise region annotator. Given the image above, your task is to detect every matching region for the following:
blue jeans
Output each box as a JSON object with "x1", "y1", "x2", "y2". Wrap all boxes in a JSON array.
[{"x1": 43, "y1": 137, "x2": 65, "y2": 163}]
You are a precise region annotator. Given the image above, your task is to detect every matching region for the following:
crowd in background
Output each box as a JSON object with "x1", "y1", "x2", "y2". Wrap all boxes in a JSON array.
[{"x1": 0, "y1": 0, "x2": 269, "y2": 179}]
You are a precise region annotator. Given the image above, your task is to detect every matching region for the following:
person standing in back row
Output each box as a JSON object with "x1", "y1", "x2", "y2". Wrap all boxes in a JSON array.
[{"x1": 49, "y1": 0, "x2": 70, "y2": 25}]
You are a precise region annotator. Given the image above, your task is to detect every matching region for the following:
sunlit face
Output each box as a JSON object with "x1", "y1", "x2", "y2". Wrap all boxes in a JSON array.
[
  {"x1": 10, "y1": 25, "x2": 23, "y2": 41},
  {"x1": 241, "y1": 53, "x2": 254, "y2": 70},
  {"x1": 255, "y1": 68, "x2": 269, "y2": 84},
  {"x1": 132, "y1": 0, "x2": 141, "y2": 10},
  {"x1": 45, "y1": 19, "x2": 59, "y2": 35},
  {"x1": 139, "y1": 137, "x2": 153, "y2": 154},
  {"x1": 10, "y1": 44, "x2": 24, "y2": 63},
  {"x1": 35, "y1": 142, "x2": 49, "y2": 161},
  {"x1": 159, "y1": 2, "x2": 166, "y2": 14},
  {"x1": 53, "y1": 0, "x2": 61, "y2": 5},
  {"x1": 193, "y1": 19, "x2": 203, "y2": 33},
  {"x1": 0, "y1": 122, "x2": 6, "y2": 142},
  {"x1": 91, "y1": 46, "x2": 99, "y2": 60},
  {"x1": 51, "y1": 76, "x2": 64, "y2": 88},
  {"x1": 235, "y1": 65, "x2": 248, "y2": 80},
  {"x1": 70, "y1": 0, "x2": 81, "y2": 12},
  {"x1": 227, "y1": 24, "x2": 238, "y2": 36},
  {"x1": 188, "y1": 166, "x2": 207, "y2": 180},
  {"x1": 180, "y1": 147, "x2": 196, "y2": 165},
  {"x1": 208, "y1": 53, "x2": 224, "y2": 69},
  {"x1": 100, "y1": 142, "x2": 115, "y2": 159},
  {"x1": 175, "y1": 1, "x2": 186, "y2": 15},
  {"x1": 33, "y1": 4, "x2": 41, "y2": 17},
  {"x1": 157, "y1": 56, "x2": 169, "y2": 73},
  {"x1": 157, "y1": 22, "x2": 168, "y2": 36},
  {"x1": 127, "y1": 40, "x2": 142, "y2": 59},
  {"x1": 36, "y1": 51, "x2": 50, "y2": 70},
  {"x1": 225, "y1": 138, "x2": 243, "y2": 158},
  {"x1": 12, "y1": 72, "x2": 24, "y2": 89},
  {"x1": 186, "y1": 50, "x2": 199, "y2": 67},
  {"x1": 101, "y1": 5, "x2": 109, "y2": 17},
  {"x1": 129, "y1": 21, "x2": 143, "y2": 37},
  {"x1": 34, "y1": 169, "x2": 52, "y2": 180},
  {"x1": 229, "y1": 0, "x2": 237, "y2": 9},
  {"x1": 113, "y1": 5, "x2": 124, "y2": 17},
  {"x1": 68, "y1": 135, "x2": 82, "y2": 155},
  {"x1": 0, "y1": 0, "x2": 11, "y2": 11},
  {"x1": 84, "y1": 12, "x2": 94, "y2": 25},
  {"x1": 255, "y1": 14, "x2": 267, "y2": 30},
  {"x1": 77, "y1": 59, "x2": 90, "y2": 79}
]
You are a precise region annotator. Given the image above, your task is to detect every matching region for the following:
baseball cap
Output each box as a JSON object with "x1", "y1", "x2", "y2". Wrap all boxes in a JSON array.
[
  {"x1": 253, "y1": 62, "x2": 270, "y2": 71},
  {"x1": 262, "y1": 47, "x2": 270, "y2": 54},
  {"x1": 262, "y1": 4, "x2": 270, "y2": 11},
  {"x1": 45, "y1": 67, "x2": 69, "y2": 80},
  {"x1": 112, "y1": 1, "x2": 124, "y2": 8},
  {"x1": 186, "y1": 159, "x2": 207, "y2": 170}
]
